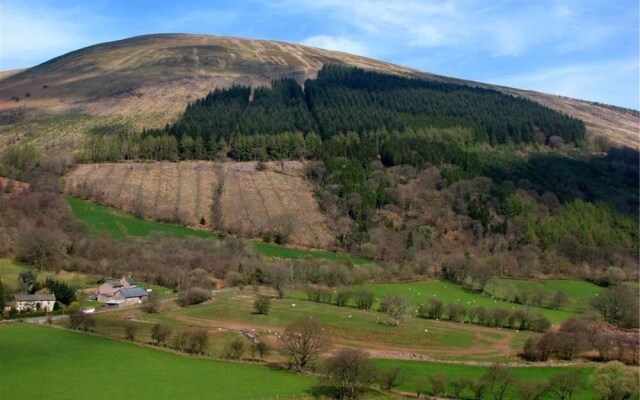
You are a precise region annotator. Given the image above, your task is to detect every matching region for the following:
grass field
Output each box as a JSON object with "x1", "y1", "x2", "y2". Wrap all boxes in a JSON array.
[
  {"x1": 497, "y1": 279, "x2": 605, "y2": 313},
  {"x1": 66, "y1": 196, "x2": 368, "y2": 264},
  {"x1": 0, "y1": 258, "x2": 94, "y2": 291},
  {"x1": 0, "y1": 324, "x2": 318, "y2": 400},
  {"x1": 371, "y1": 359, "x2": 606, "y2": 400},
  {"x1": 146, "y1": 291, "x2": 531, "y2": 361},
  {"x1": 336, "y1": 280, "x2": 601, "y2": 325}
]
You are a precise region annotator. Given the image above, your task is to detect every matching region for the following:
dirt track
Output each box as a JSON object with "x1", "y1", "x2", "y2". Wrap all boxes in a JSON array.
[{"x1": 168, "y1": 313, "x2": 518, "y2": 362}]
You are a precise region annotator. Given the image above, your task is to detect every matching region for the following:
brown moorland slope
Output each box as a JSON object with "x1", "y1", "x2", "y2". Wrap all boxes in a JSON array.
[
  {"x1": 0, "y1": 33, "x2": 637, "y2": 150},
  {"x1": 64, "y1": 161, "x2": 334, "y2": 249}
]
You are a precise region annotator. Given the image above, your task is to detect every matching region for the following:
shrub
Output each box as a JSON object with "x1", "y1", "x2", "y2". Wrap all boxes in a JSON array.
[
  {"x1": 445, "y1": 303, "x2": 466, "y2": 322},
  {"x1": 124, "y1": 322, "x2": 138, "y2": 341},
  {"x1": 177, "y1": 287, "x2": 211, "y2": 306},
  {"x1": 335, "y1": 290, "x2": 352, "y2": 307},
  {"x1": 151, "y1": 323, "x2": 173, "y2": 346},
  {"x1": 306, "y1": 287, "x2": 333, "y2": 303},
  {"x1": 251, "y1": 341, "x2": 270, "y2": 359},
  {"x1": 529, "y1": 313, "x2": 551, "y2": 332},
  {"x1": 379, "y1": 366, "x2": 405, "y2": 391},
  {"x1": 354, "y1": 290, "x2": 375, "y2": 310},
  {"x1": 253, "y1": 295, "x2": 271, "y2": 315},
  {"x1": 379, "y1": 293, "x2": 411, "y2": 326},
  {"x1": 186, "y1": 329, "x2": 209, "y2": 355},
  {"x1": 222, "y1": 337, "x2": 246, "y2": 359},
  {"x1": 142, "y1": 292, "x2": 160, "y2": 314}
]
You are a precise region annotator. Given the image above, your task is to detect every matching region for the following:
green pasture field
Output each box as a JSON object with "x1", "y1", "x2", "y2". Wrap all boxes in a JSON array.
[
  {"x1": 149, "y1": 291, "x2": 531, "y2": 361},
  {"x1": 0, "y1": 258, "x2": 94, "y2": 291},
  {"x1": 0, "y1": 324, "x2": 318, "y2": 400},
  {"x1": 337, "y1": 280, "x2": 597, "y2": 324},
  {"x1": 495, "y1": 278, "x2": 605, "y2": 313},
  {"x1": 66, "y1": 196, "x2": 368, "y2": 264},
  {"x1": 372, "y1": 359, "x2": 609, "y2": 400}
]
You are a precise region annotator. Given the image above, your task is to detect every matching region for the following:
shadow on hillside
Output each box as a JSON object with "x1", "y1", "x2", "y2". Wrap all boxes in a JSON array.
[{"x1": 482, "y1": 146, "x2": 639, "y2": 214}]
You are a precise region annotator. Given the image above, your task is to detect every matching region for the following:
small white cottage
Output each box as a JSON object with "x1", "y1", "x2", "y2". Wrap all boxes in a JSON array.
[{"x1": 13, "y1": 294, "x2": 56, "y2": 312}]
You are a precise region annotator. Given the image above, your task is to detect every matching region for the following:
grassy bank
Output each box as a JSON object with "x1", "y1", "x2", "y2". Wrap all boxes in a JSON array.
[{"x1": 66, "y1": 196, "x2": 368, "y2": 264}]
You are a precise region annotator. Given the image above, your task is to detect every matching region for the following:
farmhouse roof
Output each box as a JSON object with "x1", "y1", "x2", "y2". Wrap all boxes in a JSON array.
[
  {"x1": 105, "y1": 279, "x2": 123, "y2": 288},
  {"x1": 122, "y1": 276, "x2": 136, "y2": 285},
  {"x1": 119, "y1": 287, "x2": 148, "y2": 298},
  {"x1": 14, "y1": 294, "x2": 56, "y2": 302}
]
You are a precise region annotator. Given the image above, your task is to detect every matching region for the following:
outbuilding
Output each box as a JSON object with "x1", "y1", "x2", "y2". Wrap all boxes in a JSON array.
[{"x1": 112, "y1": 287, "x2": 149, "y2": 307}]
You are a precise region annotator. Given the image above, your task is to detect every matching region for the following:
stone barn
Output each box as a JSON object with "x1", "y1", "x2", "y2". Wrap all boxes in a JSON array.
[{"x1": 110, "y1": 287, "x2": 149, "y2": 307}]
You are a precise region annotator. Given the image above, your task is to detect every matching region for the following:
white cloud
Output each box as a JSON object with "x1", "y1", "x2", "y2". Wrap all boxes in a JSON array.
[
  {"x1": 490, "y1": 59, "x2": 640, "y2": 110},
  {"x1": 302, "y1": 35, "x2": 369, "y2": 56},
  {"x1": 268, "y1": 0, "x2": 632, "y2": 57},
  {"x1": 0, "y1": 2, "x2": 96, "y2": 69}
]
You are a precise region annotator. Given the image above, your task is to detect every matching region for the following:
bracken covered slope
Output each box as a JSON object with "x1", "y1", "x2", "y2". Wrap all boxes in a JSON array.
[{"x1": 0, "y1": 33, "x2": 637, "y2": 148}]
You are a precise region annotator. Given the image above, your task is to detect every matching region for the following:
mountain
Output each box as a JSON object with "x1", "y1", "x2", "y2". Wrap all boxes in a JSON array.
[{"x1": 0, "y1": 33, "x2": 637, "y2": 149}]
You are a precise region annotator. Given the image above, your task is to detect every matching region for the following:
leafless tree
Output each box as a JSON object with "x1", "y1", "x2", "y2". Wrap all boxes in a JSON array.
[
  {"x1": 482, "y1": 364, "x2": 515, "y2": 400},
  {"x1": 124, "y1": 322, "x2": 138, "y2": 341},
  {"x1": 324, "y1": 348, "x2": 377, "y2": 399},
  {"x1": 16, "y1": 228, "x2": 69, "y2": 271},
  {"x1": 516, "y1": 380, "x2": 549, "y2": 400},
  {"x1": 280, "y1": 316, "x2": 330, "y2": 371},
  {"x1": 222, "y1": 337, "x2": 246, "y2": 359},
  {"x1": 430, "y1": 373, "x2": 447, "y2": 397},
  {"x1": 186, "y1": 329, "x2": 209, "y2": 355},
  {"x1": 151, "y1": 323, "x2": 173, "y2": 346},
  {"x1": 549, "y1": 370, "x2": 583, "y2": 400},
  {"x1": 265, "y1": 264, "x2": 289, "y2": 298},
  {"x1": 378, "y1": 366, "x2": 404, "y2": 391}
]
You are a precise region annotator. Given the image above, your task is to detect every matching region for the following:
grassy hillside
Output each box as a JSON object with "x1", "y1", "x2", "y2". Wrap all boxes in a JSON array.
[
  {"x1": 66, "y1": 195, "x2": 368, "y2": 264},
  {"x1": 148, "y1": 290, "x2": 531, "y2": 361},
  {"x1": 0, "y1": 324, "x2": 318, "y2": 400},
  {"x1": 0, "y1": 34, "x2": 636, "y2": 151},
  {"x1": 0, "y1": 258, "x2": 93, "y2": 291}
]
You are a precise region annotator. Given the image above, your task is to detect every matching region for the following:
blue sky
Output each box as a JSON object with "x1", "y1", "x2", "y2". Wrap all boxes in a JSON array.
[{"x1": 1, "y1": 0, "x2": 638, "y2": 109}]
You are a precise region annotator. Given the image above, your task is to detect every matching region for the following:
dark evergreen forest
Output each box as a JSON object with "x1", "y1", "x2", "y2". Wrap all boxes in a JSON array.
[
  {"x1": 148, "y1": 64, "x2": 585, "y2": 149},
  {"x1": 76, "y1": 65, "x2": 637, "y2": 272}
]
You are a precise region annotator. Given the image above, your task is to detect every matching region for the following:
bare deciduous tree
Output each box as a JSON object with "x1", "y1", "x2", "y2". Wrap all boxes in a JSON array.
[
  {"x1": 378, "y1": 366, "x2": 405, "y2": 391},
  {"x1": 324, "y1": 348, "x2": 377, "y2": 400},
  {"x1": 151, "y1": 323, "x2": 173, "y2": 346},
  {"x1": 280, "y1": 316, "x2": 330, "y2": 371},
  {"x1": 265, "y1": 264, "x2": 289, "y2": 299},
  {"x1": 124, "y1": 322, "x2": 138, "y2": 341},
  {"x1": 482, "y1": 364, "x2": 515, "y2": 400},
  {"x1": 549, "y1": 370, "x2": 583, "y2": 400}
]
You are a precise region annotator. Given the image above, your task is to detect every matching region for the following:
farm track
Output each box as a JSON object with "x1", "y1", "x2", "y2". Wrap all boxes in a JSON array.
[{"x1": 168, "y1": 312, "x2": 515, "y2": 361}]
